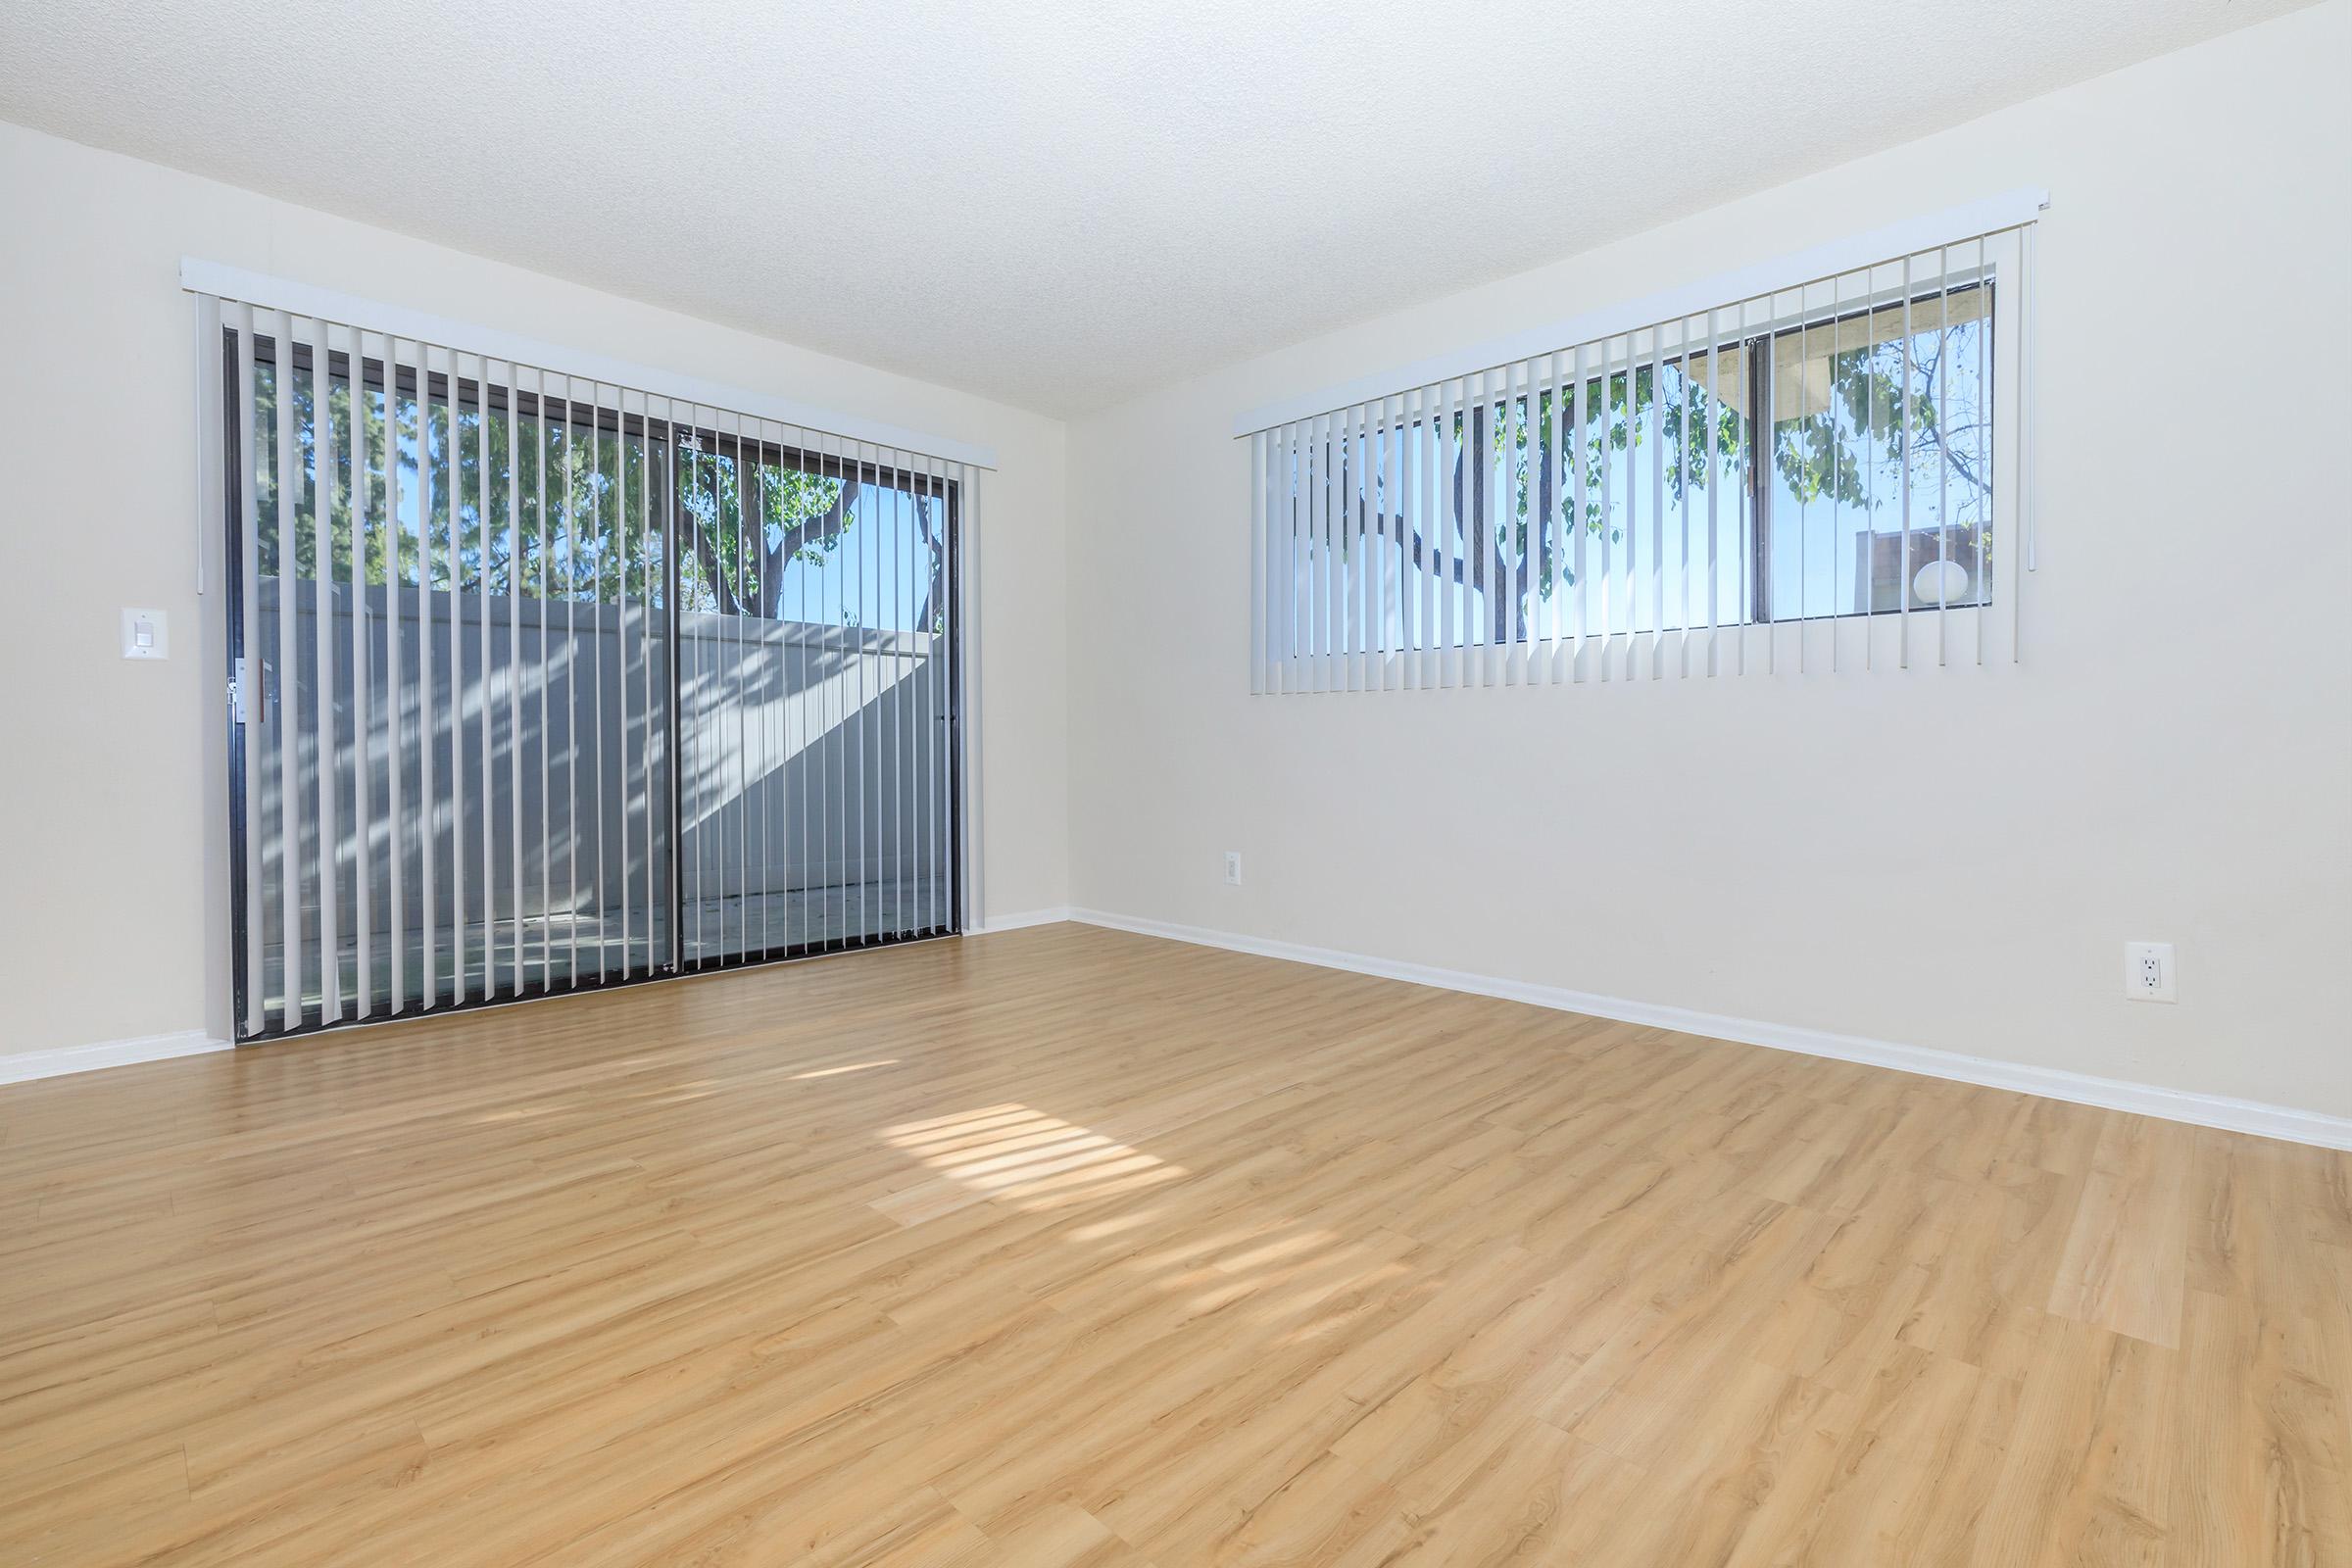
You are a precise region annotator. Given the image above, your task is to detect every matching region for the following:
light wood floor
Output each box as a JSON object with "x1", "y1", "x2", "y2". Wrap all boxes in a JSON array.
[{"x1": 3, "y1": 924, "x2": 2346, "y2": 1566}]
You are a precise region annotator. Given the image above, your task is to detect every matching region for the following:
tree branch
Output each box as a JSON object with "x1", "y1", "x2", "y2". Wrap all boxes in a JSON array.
[{"x1": 756, "y1": 475, "x2": 861, "y2": 617}]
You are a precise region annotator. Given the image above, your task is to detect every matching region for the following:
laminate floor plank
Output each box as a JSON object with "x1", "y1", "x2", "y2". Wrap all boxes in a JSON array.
[{"x1": 2, "y1": 923, "x2": 2345, "y2": 1566}]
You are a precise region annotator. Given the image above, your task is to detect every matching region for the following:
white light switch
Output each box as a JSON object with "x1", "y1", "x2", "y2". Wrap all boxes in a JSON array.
[{"x1": 122, "y1": 609, "x2": 169, "y2": 661}]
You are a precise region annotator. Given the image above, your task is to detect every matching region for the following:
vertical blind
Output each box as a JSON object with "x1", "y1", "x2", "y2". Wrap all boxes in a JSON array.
[
  {"x1": 200, "y1": 295, "x2": 979, "y2": 1041},
  {"x1": 1246, "y1": 220, "x2": 2035, "y2": 693}
]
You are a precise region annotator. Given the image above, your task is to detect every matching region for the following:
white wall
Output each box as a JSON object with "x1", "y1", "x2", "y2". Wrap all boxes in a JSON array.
[
  {"x1": 0, "y1": 119, "x2": 1069, "y2": 1065},
  {"x1": 1066, "y1": 2, "x2": 2352, "y2": 1119}
]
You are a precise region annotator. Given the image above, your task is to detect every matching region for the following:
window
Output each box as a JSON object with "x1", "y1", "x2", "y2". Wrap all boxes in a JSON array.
[
  {"x1": 1755, "y1": 279, "x2": 1992, "y2": 623},
  {"x1": 1247, "y1": 224, "x2": 2027, "y2": 691}
]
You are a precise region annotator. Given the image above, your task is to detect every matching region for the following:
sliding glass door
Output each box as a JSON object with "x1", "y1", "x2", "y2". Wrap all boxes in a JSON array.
[
  {"x1": 221, "y1": 314, "x2": 960, "y2": 1042},
  {"x1": 671, "y1": 424, "x2": 959, "y2": 966}
]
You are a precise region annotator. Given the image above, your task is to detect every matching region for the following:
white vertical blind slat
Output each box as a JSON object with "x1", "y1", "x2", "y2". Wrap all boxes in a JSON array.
[
  {"x1": 851, "y1": 433, "x2": 869, "y2": 946},
  {"x1": 351, "y1": 327, "x2": 372, "y2": 1016},
  {"x1": 1737, "y1": 298, "x2": 1751, "y2": 678},
  {"x1": 1974, "y1": 235, "x2": 1989, "y2": 666},
  {"x1": 417, "y1": 338, "x2": 440, "y2": 1005},
  {"x1": 960, "y1": 462, "x2": 982, "y2": 930},
  {"x1": 1890, "y1": 255, "x2": 1909, "y2": 672},
  {"x1": 901, "y1": 446, "x2": 917, "y2": 937},
  {"x1": 936, "y1": 452, "x2": 953, "y2": 932},
  {"x1": 795, "y1": 422, "x2": 814, "y2": 948},
  {"x1": 685, "y1": 402, "x2": 706, "y2": 965},
  {"x1": 1281, "y1": 422, "x2": 1296, "y2": 691},
  {"x1": 1306, "y1": 413, "x2": 1322, "y2": 693},
  {"x1": 561, "y1": 377, "x2": 581, "y2": 982},
  {"x1": 852, "y1": 434, "x2": 870, "y2": 945},
  {"x1": 509, "y1": 364, "x2": 527, "y2": 992},
  {"x1": 1431, "y1": 386, "x2": 1447, "y2": 687},
  {"x1": 1828, "y1": 282, "x2": 1845, "y2": 675},
  {"x1": 761, "y1": 431, "x2": 779, "y2": 952},
  {"x1": 1355, "y1": 401, "x2": 1372, "y2": 690},
  {"x1": 1395, "y1": 394, "x2": 1413, "y2": 690},
  {"x1": 446, "y1": 348, "x2": 469, "y2": 1004},
  {"x1": 826, "y1": 427, "x2": 845, "y2": 943},
  {"x1": 1647, "y1": 326, "x2": 1664, "y2": 680},
  {"x1": 1477, "y1": 370, "x2": 1496, "y2": 687},
  {"x1": 1598, "y1": 343, "x2": 1616, "y2": 681},
  {"x1": 1769, "y1": 289, "x2": 1783, "y2": 678},
  {"x1": 1677, "y1": 318, "x2": 1693, "y2": 678},
  {"x1": 1250, "y1": 429, "x2": 1266, "y2": 694},
  {"x1": 535, "y1": 368, "x2": 555, "y2": 987},
  {"x1": 890, "y1": 444, "x2": 907, "y2": 939},
  {"x1": 273, "y1": 313, "x2": 304, "y2": 1029},
  {"x1": 477, "y1": 357, "x2": 497, "y2": 994},
  {"x1": 1545, "y1": 351, "x2": 1565, "y2": 683},
  {"x1": 312, "y1": 316, "x2": 342, "y2": 1021},
  {"x1": 1936, "y1": 245, "x2": 1953, "y2": 668},
  {"x1": 1352, "y1": 401, "x2": 1369, "y2": 693},
  {"x1": 1375, "y1": 396, "x2": 1392, "y2": 689},
  {"x1": 1300, "y1": 416, "x2": 1316, "y2": 692},
  {"x1": 1711, "y1": 304, "x2": 1732, "y2": 676},
  {"x1": 903, "y1": 450, "x2": 916, "y2": 936},
  {"x1": 1463, "y1": 372, "x2": 1483, "y2": 687},
  {"x1": 1401, "y1": 390, "x2": 1420, "y2": 686},
  {"x1": 1794, "y1": 289, "x2": 1811, "y2": 676},
  {"x1": 234, "y1": 308, "x2": 265, "y2": 1034},
  {"x1": 386, "y1": 334, "x2": 409, "y2": 1011},
  {"x1": 1503, "y1": 366, "x2": 1518, "y2": 685},
  {"x1": 2015, "y1": 225, "x2": 2034, "y2": 663},
  {"x1": 1373, "y1": 399, "x2": 1383, "y2": 686},
  {"x1": 620, "y1": 384, "x2": 639, "y2": 975},
  {"x1": 938, "y1": 453, "x2": 953, "y2": 933},
  {"x1": 596, "y1": 378, "x2": 617, "y2": 977},
  {"x1": 1319, "y1": 411, "x2": 1336, "y2": 694},
  {"x1": 1567, "y1": 342, "x2": 1587, "y2": 682}
]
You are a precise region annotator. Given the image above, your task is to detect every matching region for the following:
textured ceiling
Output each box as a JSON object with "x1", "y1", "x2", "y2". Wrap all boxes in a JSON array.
[{"x1": 0, "y1": 1, "x2": 2310, "y2": 416}]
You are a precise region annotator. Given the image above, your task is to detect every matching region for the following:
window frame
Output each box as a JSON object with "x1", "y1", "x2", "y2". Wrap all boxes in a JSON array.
[{"x1": 1743, "y1": 276, "x2": 1997, "y2": 627}]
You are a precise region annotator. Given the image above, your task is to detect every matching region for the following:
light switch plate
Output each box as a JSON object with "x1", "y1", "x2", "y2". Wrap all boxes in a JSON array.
[{"x1": 122, "y1": 608, "x2": 169, "y2": 660}]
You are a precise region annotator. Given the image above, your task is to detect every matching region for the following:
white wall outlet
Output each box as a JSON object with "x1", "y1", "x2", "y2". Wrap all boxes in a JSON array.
[
  {"x1": 2123, "y1": 942, "x2": 2176, "y2": 1003},
  {"x1": 121, "y1": 609, "x2": 169, "y2": 660},
  {"x1": 1223, "y1": 851, "x2": 1243, "y2": 886}
]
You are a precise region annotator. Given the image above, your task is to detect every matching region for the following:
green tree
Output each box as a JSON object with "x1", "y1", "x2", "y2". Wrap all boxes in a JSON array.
[{"x1": 252, "y1": 357, "x2": 939, "y2": 626}]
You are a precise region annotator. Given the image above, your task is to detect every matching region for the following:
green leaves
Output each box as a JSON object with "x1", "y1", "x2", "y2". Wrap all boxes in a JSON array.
[{"x1": 253, "y1": 364, "x2": 873, "y2": 616}]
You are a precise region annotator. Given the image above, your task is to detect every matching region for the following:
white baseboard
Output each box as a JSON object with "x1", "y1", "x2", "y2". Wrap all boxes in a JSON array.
[
  {"x1": 972, "y1": 906, "x2": 1075, "y2": 935},
  {"x1": 1064, "y1": 908, "x2": 2352, "y2": 1152},
  {"x1": 0, "y1": 1030, "x2": 233, "y2": 1087},
  {"x1": 13, "y1": 919, "x2": 2342, "y2": 1152}
]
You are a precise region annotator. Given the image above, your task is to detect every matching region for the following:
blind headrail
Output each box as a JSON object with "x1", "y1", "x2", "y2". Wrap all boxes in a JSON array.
[
  {"x1": 1230, "y1": 187, "x2": 2048, "y2": 439},
  {"x1": 180, "y1": 258, "x2": 1000, "y2": 471}
]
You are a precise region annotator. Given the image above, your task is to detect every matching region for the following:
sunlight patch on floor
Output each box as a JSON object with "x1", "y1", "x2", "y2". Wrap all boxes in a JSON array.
[
  {"x1": 873, "y1": 1104, "x2": 1188, "y2": 1224},
  {"x1": 868, "y1": 1102, "x2": 1411, "y2": 1339},
  {"x1": 789, "y1": 1059, "x2": 898, "y2": 1081}
]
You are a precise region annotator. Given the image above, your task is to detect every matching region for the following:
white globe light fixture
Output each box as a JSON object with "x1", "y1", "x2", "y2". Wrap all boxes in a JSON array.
[{"x1": 1913, "y1": 558, "x2": 1971, "y2": 606}]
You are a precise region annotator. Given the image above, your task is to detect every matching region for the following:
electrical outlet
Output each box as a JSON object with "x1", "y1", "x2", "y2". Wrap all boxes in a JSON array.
[
  {"x1": 2123, "y1": 942, "x2": 2176, "y2": 1003},
  {"x1": 1223, "y1": 852, "x2": 1243, "y2": 887}
]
